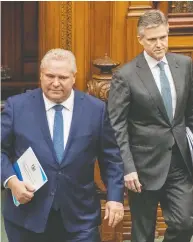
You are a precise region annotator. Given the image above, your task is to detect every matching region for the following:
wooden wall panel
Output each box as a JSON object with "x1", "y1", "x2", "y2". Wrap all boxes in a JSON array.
[
  {"x1": 1, "y1": 1, "x2": 38, "y2": 83},
  {"x1": 23, "y1": 2, "x2": 39, "y2": 82},
  {"x1": 109, "y1": 1, "x2": 129, "y2": 66},
  {"x1": 89, "y1": 2, "x2": 112, "y2": 76},
  {"x1": 72, "y1": 1, "x2": 90, "y2": 91},
  {"x1": 126, "y1": 1, "x2": 154, "y2": 61},
  {"x1": 38, "y1": 2, "x2": 62, "y2": 62},
  {"x1": 23, "y1": 2, "x2": 38, "y2": 56},
  {"x1": 1, "y1": 2, "x2": 22, "y2": 81},
  {"x1": 39, "y1": 1, "x2": 90, "y2": 91},
  {"x1": 1, "y1": 1, "x2": 38, "y2": 100},
  {"x1": 126, "y1": 16, "x2": 143, "y2": 62},
  {"x1": 169, "y1": 35, "x2": 193, "y2": 58}
]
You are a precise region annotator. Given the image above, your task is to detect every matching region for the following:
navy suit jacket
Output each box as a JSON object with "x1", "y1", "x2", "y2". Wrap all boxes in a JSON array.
[{"x1": 1, "y1": 88, "x2": 124, "y2": 233}]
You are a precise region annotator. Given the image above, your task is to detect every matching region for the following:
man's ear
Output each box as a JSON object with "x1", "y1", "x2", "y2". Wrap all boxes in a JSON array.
[
  {"x1": 73, "y1": 73, "x2": 77, "y2": 84},
  {"x1": 40, "y1": 72, "x2": 43, "y2": 81},
  {"x1": 137, "y1": 35, "x2": 143, "y2": 45}
]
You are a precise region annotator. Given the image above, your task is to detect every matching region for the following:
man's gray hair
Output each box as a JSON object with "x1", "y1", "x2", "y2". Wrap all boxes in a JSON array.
[
  {"x1": 40, "y1": 48, "x2": 77, "y2": 74},
  {"x1": 137, "y1": 10, "x2": 168, "y2": 37}
]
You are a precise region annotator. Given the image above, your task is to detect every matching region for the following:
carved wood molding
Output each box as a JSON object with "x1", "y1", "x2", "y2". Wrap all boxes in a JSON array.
[
  {"x1": 127, "y1": 1, "x2": 153, "y2": 17},
  {"x1": 60, "y1": 1, "x2": 72, "y2": 50},
  {"x1": 168, "y1": 2, "x2": 193, "y2": 35},
  {"x1": 169, "y1": 48, "x2": 193, "y2": 58},
  {"x1": 87, "y1": 54, "x2": 120, "y2": 101},
  {"x1": 169, "y1": 1, "x2": 193, "y2": 13},
  {"x1": 87, "y1": 78, "x2": 111, "y2": 102},
  {"x1": 168, "y1": 13, "x2": 193, "y2": 35}
]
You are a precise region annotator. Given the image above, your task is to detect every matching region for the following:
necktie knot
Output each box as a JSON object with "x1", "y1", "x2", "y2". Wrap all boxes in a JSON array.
[
  {"x1": 157, "y1": 61, "x2": 165, "y2": 71},
  {"x1": 53, "y1": 104, "x2": 63, "y2": 112}
]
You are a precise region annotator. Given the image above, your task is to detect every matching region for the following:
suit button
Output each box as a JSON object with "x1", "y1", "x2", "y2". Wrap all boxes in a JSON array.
[
  {"x1": 58, "y1": 171, "x2": 62, "y2": 175},
  {"x1": 168, "y1": 147, "x2": 172, "y2": 151}
]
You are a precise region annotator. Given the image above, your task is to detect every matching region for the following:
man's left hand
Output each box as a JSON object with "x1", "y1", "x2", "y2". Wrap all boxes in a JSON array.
[{"x1": 104, "y1": 201, "x2": 124, "y2": 228}]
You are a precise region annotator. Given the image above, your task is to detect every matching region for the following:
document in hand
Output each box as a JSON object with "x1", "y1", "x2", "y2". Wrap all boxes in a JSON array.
[
  {"x1": 186, "y1": 127, "x2": 193, "y2": 165},
  {"x1": 12, "y1": 147, "x2": 48, "y2": 206}
]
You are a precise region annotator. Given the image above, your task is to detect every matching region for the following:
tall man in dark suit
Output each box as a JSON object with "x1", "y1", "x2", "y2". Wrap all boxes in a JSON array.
[
  {"x1": 1, "y1": 48, "x2": 124, "y2": 242},
  {"x1": 108, "y1": 10, "x2": 193, "y2": 242}
]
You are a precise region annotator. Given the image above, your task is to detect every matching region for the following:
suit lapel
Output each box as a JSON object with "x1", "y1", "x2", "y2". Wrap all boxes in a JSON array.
[
  {"x1": 31, "y1": 89, "x2": 58, "y2": 166},
  {"x1": 166, "y1": 53, "x2": 181, "y2": 123},
  {"x1": 60, "y1": 90, "x2": 85, "y2": 166},
  {"x1": 136, "y1": 53, "x2": 170, "y2": 123}
]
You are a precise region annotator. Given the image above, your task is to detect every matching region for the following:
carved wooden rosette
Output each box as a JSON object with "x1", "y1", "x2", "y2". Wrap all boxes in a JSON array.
[{"x1": 87, "y1": 54, "x2": 120, "y2": 102}]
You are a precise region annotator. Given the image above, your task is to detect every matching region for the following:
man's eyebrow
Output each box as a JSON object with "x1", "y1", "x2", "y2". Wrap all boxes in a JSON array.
[
  {"x1": 59, "y1": 75, "x2": 68, "y2": 78},
  {"x1": 147, "y1": 37, "x2": 156, "y2": 40},
  {"x1": 147, "y1": 35, "x2": 167, "y2": 40},
  {"x1": 44, "y1": 73, "x2": 54, "y2": 76}
]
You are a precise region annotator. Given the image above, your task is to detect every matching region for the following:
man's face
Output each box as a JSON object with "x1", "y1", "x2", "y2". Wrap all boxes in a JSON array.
[
  {"x1": 40, "y1": 60, "x2": 75, "y2": 103},
  {"x1": 138, "y1": 24, "x2": 169, "y2": 61}
]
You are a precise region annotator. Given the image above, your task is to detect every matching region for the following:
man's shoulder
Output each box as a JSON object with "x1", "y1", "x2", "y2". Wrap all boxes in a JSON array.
[
  {"x1": 167, "y1": 52, "x2": 192, "y2": 64},
  {"x1": 114, "y1": 53, "x2": 142, "y2": 76},
  {"x1": 74, "y1": 90, "x2": 105, "y2": 108},
  {"x1": 7, "y1": 88, "x2": 41, "y2": 104}
]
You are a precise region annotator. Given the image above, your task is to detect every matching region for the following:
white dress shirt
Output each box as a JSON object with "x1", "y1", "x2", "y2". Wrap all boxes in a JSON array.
[
  {"x1": 4, "y1": 90, "x2": 74, "y2": 187},
  {"x1": 43, "y1": 90, "x2": 74, "y2": 150},
  {"x1": 144, "y1": 51, "x2": 176, "y2": 117}
]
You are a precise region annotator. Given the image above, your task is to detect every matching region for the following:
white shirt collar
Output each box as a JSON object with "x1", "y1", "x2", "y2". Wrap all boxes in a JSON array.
[
  {"x1": 144, "y1": 51, "x2": 168, "y2": 69},
  {"x1": 43, "y1": 89, "x2": 74, "y2": 112}
]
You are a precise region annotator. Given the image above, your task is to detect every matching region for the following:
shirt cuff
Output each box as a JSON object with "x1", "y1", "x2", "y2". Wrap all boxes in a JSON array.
[{"x1": 4, "y1": 175, "x2": 17, "y2": 188}]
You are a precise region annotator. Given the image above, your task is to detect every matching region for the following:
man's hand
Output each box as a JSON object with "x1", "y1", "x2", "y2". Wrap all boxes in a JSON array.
[
  {"x1": 104, "y1": 201, "x2": 124, "y2": 228},
  {"x1": 124, "y1": 172, "x2": 142, "y2": 193},
  {"x1": 7, "y1": 177, "x2": 35, "y2": 204}
]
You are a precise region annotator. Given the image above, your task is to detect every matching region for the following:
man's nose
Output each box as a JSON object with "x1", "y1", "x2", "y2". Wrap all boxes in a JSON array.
[
  {"x1": 52, "y1": 78, "x2": 60, "y2": 86},
  {"x1": 156, "y1": 39, "x2": 161, "y2": 47}
]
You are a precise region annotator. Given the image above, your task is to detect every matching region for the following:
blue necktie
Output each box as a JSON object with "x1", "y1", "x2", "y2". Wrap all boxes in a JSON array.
[
  {"x1": 53, "y1": 105, "x2": 64, "y2": 164},
  {"x1": 157, "y1": 61, "x2": 173, "y2": 122}
]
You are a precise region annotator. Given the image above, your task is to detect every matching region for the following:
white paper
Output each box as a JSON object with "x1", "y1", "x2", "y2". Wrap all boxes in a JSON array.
[
  {"x1": 12, "y1": 147, "x2": 48, "y2": 206},
  {"x1": 186, "y1": 127, "x2": 193, "y2": 164}
]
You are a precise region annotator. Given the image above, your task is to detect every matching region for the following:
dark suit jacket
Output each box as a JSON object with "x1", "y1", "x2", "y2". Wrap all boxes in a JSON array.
[
  {"x1": 1, "y1": 88, "x2": 124, "y2": 233},
  {"x1": 108, "y1": 52, "x2": 193, "y2": 190}
]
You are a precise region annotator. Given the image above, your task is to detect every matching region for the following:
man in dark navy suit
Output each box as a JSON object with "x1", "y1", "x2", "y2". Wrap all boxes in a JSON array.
[{"x1": 1, "y1": 48, "x2": 124, "y2": 242}]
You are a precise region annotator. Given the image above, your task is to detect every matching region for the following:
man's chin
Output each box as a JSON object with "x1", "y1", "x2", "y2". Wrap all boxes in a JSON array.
[
  {"x1": 48, "y1": 95, "x2": 64, "y2": 103},
  {"x1": 154, "y1": 50, "x2": 167, "y2": 60},
  {"x1": 154, "y1": 53, "x2": 165, "y2": 61}
]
